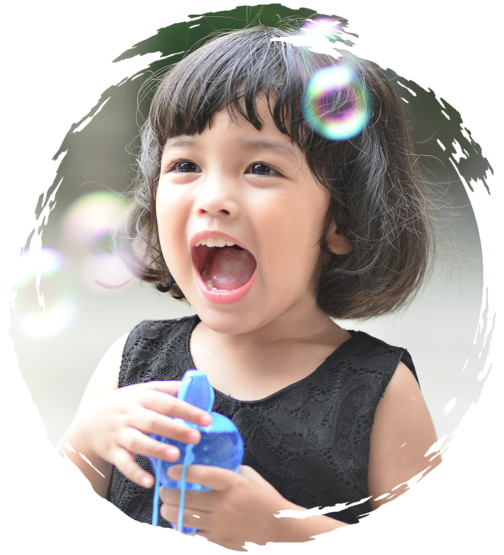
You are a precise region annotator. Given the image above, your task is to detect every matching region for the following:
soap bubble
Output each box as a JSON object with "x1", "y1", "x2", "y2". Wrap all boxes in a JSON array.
[
  {"x1": 11, "y1": 248, "x2": 78, "y2": 339},
  {"x1": 301, "y1": 65, "x2": 371, "y2": 141},
  {"x1": 300, "y1": 18, "x2": 343, "y2": 40},
  {"x1": 78, "y1": 250, "x2": 132, "y2": 292},
  {"x1": 62, "y1": 191, "x2": 132, "y2": 291},
  {"x1": 62, "y1": 191, "x2": 127, "y2": 249}
]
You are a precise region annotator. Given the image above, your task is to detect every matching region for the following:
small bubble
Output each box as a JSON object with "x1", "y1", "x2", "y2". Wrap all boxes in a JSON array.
[
  {"x1": 61, "y1": 191, "x2": 132, "y2": 291},
  {"x1": 12, "y1": 248, "x2": 78, "y2": 339},
  {"x1": 301, "y1": 65, "x2": 371, "y2": 141}
]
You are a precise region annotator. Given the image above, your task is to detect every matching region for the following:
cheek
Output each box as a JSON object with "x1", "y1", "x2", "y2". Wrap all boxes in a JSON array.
[
  {"x1": 256, "y1": 194, "x2": 328, "y2": 280},
  {"x1": 156, "y1": 181, "x2": 188, "y2": 220},
  {"x1": 269, "y1": 194, "x2": 328, "y2": 249},
  {"x1": 155, "y1": 188, "x2": 188, "y2": 265}
]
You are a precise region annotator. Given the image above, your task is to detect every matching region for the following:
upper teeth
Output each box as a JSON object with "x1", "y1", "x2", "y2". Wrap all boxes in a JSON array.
[{"x1": 195, "y1": 238, "x2": 236, "y2": 248}]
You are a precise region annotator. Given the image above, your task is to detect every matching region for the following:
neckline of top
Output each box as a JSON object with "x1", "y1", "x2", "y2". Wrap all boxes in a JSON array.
[{"x1": 182, "y1": 314, "x2": 362, "y2": 405}]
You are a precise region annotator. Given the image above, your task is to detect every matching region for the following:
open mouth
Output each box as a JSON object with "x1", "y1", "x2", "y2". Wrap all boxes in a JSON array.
[{"x1": 192, "y1": 240, "x2": 257, "y2": 292}]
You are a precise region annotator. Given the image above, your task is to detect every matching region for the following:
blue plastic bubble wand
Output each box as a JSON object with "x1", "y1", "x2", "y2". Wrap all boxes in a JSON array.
[
  {"x1": 148, "y1": 370, "x2": 244, "y2": 533},
  {"x1": 150, "y1": 413, "x2": 194, "y2": 529},
  {"x1": 177, "y1": 444, "x2": 194, "y2": 531},
  {"x1": 151, "y1": 430, "x2": 194, "y2": 534},
  {"x1": 151, "y1": 450, "x2": 163, "y2": 527}
]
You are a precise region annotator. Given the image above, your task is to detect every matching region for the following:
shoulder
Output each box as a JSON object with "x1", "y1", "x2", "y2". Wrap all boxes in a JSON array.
[
  {"x1": 368, "y1": 360, "x2": 440, "y2": 509},
  {"x1": 76, "y1": 332, "x2": 129, "y2": 411},
  {"x1": 77, "y1": 315, "x2": 198, "y2": 409},
  {"x1": 123, "y1": 315, "x2": 199, "y2": 351}
]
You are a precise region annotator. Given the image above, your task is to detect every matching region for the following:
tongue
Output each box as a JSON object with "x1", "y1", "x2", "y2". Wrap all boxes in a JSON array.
[{"x1": 209, "y1": 247, "x2": 256, "y2": 290}]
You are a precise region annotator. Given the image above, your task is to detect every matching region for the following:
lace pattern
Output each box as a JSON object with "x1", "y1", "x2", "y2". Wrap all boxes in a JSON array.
[{"x1": 109, "y1": 315, "x2": 417, "y2": 526}]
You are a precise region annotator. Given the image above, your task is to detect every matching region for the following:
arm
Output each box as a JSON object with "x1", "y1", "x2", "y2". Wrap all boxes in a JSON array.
[
  {"x1": 56, "y1": 334, "x2": 127, "y2": 497},
  {"x1": 278, "y1": 362, "x2": 458, "y2": 541},
  {"x1": 57, "y1": 335, "x2": 211, "y2": 533},
  {"x1": 367, "y1": 361, "x2": 441, "y2": 509}
]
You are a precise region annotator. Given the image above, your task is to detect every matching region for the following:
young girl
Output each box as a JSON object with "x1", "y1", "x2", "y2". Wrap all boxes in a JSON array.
[{"x1": 58, "y1": 24, "x2": 441, "y2": 550}]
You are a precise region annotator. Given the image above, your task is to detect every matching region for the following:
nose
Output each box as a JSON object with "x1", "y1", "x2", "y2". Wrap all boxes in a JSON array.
[{"x1": 194, "y1": 174, "x2": 240, "y2": 218}]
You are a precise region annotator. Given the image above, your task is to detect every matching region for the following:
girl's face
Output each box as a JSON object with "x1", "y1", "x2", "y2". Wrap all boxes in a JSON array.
[{"x1": 156, "y1": 98, "x2": 334, "y2": 336}]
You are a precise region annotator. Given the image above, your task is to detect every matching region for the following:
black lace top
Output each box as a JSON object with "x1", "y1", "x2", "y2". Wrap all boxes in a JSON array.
[{"x1": 109, "y1": 315, "x2": 417, "y2": 526}]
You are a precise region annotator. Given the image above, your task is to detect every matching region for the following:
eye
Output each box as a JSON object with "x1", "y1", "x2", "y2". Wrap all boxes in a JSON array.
[
  {"x1": 166, "y1": 160, "x2": 281, "y2": 177},
  {"x1": 166, "y1": 160, "x2": 197, "y2": 173},
  {"x1": 250, "y1": 162, "x2": 280, "y2": 175}
]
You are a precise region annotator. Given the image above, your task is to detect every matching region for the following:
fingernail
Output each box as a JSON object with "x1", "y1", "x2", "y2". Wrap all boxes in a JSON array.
[
  {"x1": 188, "y1": 430, "x2": 200, "y2": 442},
  {"x1": 166, "y1": 446, "x2": 179, "y2": 460},
  {"x1": 200, "y1": 413, "x2": 212, "y2": 425}
]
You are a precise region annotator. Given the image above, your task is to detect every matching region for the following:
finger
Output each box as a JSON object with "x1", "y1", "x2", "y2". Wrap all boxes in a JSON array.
[
  {"x1": 159, "y1": 485, "x2": 181, "y2": 505},
  {"x1": 113, "y1": 447, "x2": 155, "y2": 488},
  {"x1": 159, "y1": 486, "x2": 213, "y2": 511},
  {"x1": 127, "y1": 408, "x2": 203, "y2": 446},
  {"x1": 167, "y1": 464, "x2": 238, "y2": 491},
  {"x1": 137, "y1": 387, "x2": 213, "y2": 428},
  {"x1": 140, "y1": 380, "x2": 181, "y2": 396},
  {"x1": 119, "y1": 427, "x2": 182, "y2": 462},
  {"x1": 160, "y1": 503, "x2": 209, "y2": 532}
]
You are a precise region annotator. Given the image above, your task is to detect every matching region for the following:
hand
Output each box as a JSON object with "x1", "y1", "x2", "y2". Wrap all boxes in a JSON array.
[
  {"x1": 159, "y1": 464, "x2": 293, "y2": 550},
  {"x1": 75, "y1": 381, "x2": 212, "y2": 489}
]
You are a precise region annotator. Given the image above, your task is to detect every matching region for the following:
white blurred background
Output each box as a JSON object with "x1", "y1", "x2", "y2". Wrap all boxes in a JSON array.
[{"x1": 9, "y1": 7, "x2": 488, "y2": 454}]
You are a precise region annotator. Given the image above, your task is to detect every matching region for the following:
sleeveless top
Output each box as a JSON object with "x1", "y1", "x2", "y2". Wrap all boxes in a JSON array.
[{"x1": 109, "y1": 315, "x2": 417, "y2": 526}]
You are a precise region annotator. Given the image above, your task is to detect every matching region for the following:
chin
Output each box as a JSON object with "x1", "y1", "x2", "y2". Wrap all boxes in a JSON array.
[{"x1": 198, "y1": 308, "x2": 254, "y2": 335}]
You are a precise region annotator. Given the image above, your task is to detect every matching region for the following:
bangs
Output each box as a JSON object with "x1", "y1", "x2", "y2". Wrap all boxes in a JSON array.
[{"x1": 149, "y1": 26, "x2": 336, "y2": 148}]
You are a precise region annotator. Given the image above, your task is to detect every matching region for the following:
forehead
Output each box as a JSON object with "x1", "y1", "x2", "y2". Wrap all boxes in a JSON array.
[
  {"x1": 162, "y1": 99, "x2": 302, "y2": 160},
  {"x1": 163, "y1": 132, "x2": 298, "y2": 160}
]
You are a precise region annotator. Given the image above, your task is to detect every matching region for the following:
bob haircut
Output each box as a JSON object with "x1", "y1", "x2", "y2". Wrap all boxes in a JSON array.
[{"x1": 119, "y1": 24, "x2": 435, "y2": 320}]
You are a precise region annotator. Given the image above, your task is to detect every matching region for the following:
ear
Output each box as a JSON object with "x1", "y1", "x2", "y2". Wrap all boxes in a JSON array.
[{"x1": 326, "y1": 220, "x2": 353, "y2": 255}]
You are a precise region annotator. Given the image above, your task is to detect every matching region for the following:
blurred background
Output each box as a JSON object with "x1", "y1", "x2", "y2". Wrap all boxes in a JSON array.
[{"x1": 10, "y1": 5, "x2": 491, "y2": 451}]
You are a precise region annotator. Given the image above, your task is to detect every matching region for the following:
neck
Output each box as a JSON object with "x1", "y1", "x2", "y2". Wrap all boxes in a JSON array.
[{"x1": 199, "y1": 298, "x2": 336, "y2": 350}]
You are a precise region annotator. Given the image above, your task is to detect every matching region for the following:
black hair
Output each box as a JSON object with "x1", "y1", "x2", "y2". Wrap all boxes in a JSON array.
[{"x1": 119, "y1": 24, "x2": 435, "y2": 319}]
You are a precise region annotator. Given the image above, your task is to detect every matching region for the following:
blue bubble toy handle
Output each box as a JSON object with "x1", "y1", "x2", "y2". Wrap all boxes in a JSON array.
[{"x1": 151, "y1": 370, "x2": 215, "y2": 534}]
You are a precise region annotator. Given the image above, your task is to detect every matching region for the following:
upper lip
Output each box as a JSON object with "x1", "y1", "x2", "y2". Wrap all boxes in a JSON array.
[{"x1": 190, "y1": 230, "x2": 249, "y2": 252}]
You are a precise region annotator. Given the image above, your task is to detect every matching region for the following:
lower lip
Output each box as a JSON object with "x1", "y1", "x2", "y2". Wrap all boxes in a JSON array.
[{"x1": 196, "y1": 271, "x2": 256, "y2": 304}]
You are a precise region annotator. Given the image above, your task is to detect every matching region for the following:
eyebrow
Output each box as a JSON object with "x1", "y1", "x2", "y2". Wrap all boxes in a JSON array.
[{"x1": 165, "y1": 137, "x2": 297, "y2": 160}]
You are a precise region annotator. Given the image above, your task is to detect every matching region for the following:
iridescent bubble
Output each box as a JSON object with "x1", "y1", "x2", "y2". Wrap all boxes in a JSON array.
[
  {"x1": 301, "y1": 65, "x2": 371, "y2": 141},
  {"x1": 79, "y1": 251, "x2": 132, "y2": 292},
  {"x1": 12, "y1": 248, "x2": 78, "y2": 339},
  {"x1": 300, "y1": 18, "x2": 343, "y2": 40},
  {"x1": 62, "y1": 191, "x2": 132, "y2": 291},
  {"x1": 62, "y1": 191, "x2": 127, "y2": 249}
]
